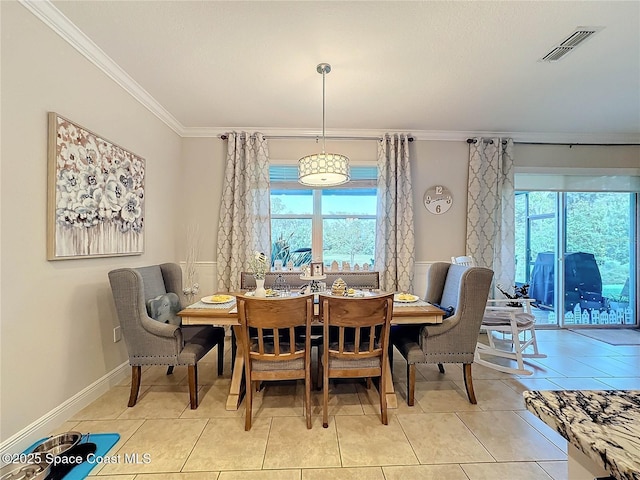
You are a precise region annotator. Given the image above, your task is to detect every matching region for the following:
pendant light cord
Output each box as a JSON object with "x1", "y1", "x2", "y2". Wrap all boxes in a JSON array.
[{"x1": 322, "y1": 68, "x2": 326, "y2": 154}]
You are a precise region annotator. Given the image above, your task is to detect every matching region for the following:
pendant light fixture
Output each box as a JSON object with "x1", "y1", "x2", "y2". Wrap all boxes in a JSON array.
[{"x1": 298, "y1": 63, "x2": 350, "y2": 186}]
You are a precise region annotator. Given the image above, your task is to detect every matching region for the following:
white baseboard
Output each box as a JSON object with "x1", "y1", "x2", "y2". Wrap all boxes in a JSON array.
[{"x1": 0, "y1": 361, "x2": 129, "y2": 456}]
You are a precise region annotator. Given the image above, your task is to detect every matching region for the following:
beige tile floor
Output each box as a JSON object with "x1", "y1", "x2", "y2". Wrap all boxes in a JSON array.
[{"x1": 56, "y1": 329, "x2": 639, "y2": 480}]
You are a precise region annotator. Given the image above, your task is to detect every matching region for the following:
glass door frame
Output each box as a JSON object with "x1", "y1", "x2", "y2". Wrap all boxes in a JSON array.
[{"x1": 517, "y1": 191, "x2": 638, "y2": 329}]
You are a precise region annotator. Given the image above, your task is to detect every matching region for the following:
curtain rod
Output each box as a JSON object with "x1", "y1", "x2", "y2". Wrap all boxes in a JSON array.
[
  {"x1": 466, "y1": 138, "x2": 639, "y2": 147},
  {"x1": 220, "y1": 134, "x2": 414, "y2": 142}
]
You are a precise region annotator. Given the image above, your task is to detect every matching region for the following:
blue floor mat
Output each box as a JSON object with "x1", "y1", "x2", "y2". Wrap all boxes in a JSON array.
[{"x1": 23, "y1": 433, "x2": 120, "y2": 480}]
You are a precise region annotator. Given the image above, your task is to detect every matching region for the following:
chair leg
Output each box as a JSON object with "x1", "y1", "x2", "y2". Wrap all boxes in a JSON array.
[
  {"x1": 380, "y1": 364, "x2": 388, "y2": 425},
  {"x1": 530, "y1": 328, "x2": 542, "y2": 356},
  {"x1": 514, "y1": 333, "x2": 526, "y2": 372},
  {"x1": 128, "y1": 365, "x2": 141, "y2": 407},
  {"x1": 166, "y1": 366, "x2": 174, "y2": 375},
  {"x1": 366, "y1": 378, "x2": 373, "y2": 389},
  {"x1": 305, "y1": 361, "x2": 312, "y2": 429},
  {"x1": 438, "y1": 363, "x2": 445, "y2": 374},
  {"x1": 217, "y1": 341, "x2": 224, "y2": 376},
  {"x1": 463, "y1": 363, "x2": 477, "y2": 404},
  {"x1": 188, "y1": 364, "x2": 198, "y2": 409},
  {"x1": 323, "y1": 362, "x2": 329, "y2": 428},
  {"x1": 407, "y1": 363, "x2": 415, "y2": 406},
  {"x1": 245, "y1": 361, "x2": 253, "y2": 431}
]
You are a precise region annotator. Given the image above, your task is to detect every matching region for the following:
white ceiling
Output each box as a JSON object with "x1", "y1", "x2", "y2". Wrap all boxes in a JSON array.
[{"x1": 35, "y1": 1, "x2": 640, "y2": 141}]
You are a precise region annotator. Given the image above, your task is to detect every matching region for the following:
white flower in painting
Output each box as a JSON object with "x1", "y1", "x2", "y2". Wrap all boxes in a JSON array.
[
  {"x1": 99, "y1": 181, "x2": 121, "y2": 219},
  {"x1": 130, "y1": 218, "x2": 144, "y2": 233},
  {"x1": 56, "y1": 208, "x2": 79, "y2": 226},
  {"x1": 57, "y1": 145, "x2": 72, "y2": 169},
  {"x1": 115, "y1": 166, "x2": 135, "y2": 191},
  {"x1": 97, "y1": 139, "x2": 114, "y2": 161},
  {"x1": 102, "y1": 155, "x2": 118, "y2": 175},
  {"x1": 120, "y1": 192, "x2": 142, "y2": 223},
  {"x1": 56, "y1": 190, "x2": 79, "y2": 225},
  {"x1": 85, "y1": 142, "x2": 99, "y2": 167},
  {"x1": 57, "y1": 169, "x2": 80, "y2": 192},
  {"x1": 79, "y1": 164, "x2": 103, "y2": 190},
  {"x1": 60, "y1": 143, "x2": 82, "y2": 169},
  {"x1": 104, "y1": 176, "x2": 123, "y2": 203},
  {"x1": 75, "y1": 188, "x2": 98, "y2": 210},
  {"x1": 64, "y1": 123, "x2": 78, "y2": 143},
  {"x1": 57, "y1": 190, "x2": 76, "y2": 211},
  {"x1": 74, "y1": 190, "x2": 100, "y2": 226},
  {"x1": 130, "y1": 157, "x2": 145, "y2": 179}
]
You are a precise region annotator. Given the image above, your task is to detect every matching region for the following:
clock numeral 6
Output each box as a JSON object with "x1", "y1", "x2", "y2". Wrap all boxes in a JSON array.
[{"x1": 436, "y1": 204, "x2": 441, "y2": 213}]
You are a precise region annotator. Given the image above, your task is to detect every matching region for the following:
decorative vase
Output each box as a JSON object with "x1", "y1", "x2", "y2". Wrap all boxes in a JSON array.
[{"x1": 255, "y1": 277, "x2": 267, "y2": 297}]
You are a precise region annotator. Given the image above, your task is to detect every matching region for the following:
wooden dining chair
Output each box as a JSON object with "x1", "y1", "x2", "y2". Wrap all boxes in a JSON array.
[
  {"x1": 237, "y1": 294, "x2": 314, "y2": 431},
  {"x1": 320, "y1": 293, "x2": 394, "y2": 428}
]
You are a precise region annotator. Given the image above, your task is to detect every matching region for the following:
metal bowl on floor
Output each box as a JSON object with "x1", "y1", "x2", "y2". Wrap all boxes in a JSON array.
[
  {"x1": 0, "y1": 461, "x2": 50, "y2": 480},
  {"x1": 32, "y1": 431, "x2": 83, "y2": 457}
]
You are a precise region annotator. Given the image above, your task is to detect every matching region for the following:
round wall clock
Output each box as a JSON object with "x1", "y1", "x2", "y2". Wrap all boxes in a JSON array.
[{"x1": 424, "y1": 185, "x2": 453, "y2": 215}]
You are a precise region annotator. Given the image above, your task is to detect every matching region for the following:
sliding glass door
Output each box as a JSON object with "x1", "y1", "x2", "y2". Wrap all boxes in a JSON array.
[{"x1": 515, "y1": 191, "x2": 637, "y2": 328}]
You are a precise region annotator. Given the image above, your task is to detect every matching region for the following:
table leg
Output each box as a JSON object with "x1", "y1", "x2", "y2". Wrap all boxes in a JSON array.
[
  {"x1": 226, "y1": 325, "x2": 245, "y2": 411},
  {"x1": 384, "y1": 358, "x2": 398, "y2": 409}
]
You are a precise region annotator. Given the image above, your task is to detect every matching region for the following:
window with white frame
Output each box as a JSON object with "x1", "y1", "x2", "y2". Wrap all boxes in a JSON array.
[{"x1": 269, "y1": 165, "x2": 377, "y2": 270}]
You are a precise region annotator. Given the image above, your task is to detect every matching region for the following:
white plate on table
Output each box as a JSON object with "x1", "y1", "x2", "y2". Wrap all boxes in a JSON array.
[
  {"x1": 201, "y1": 294, "x2": 234, "y2": 304},
  {"x1": 245, "y1": 289, "x2": 280, "y2": 297},
  {"x1": 394, "y1": 293, "x2": 419, "y2": 303}
]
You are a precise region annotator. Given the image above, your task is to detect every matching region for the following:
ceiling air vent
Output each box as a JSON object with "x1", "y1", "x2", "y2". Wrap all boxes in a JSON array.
[{"x1": 539, "y1": 26, "x2": 603, "y2": 62}]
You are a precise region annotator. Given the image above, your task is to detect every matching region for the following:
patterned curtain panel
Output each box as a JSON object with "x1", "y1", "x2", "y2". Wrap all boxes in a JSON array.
[
  {"x1": 216, "y1": 132, "x2": 271, "y2": 291},
  {"x1": 466, "y1": 137, "x2": 515, "y2": 292},
  {"x1": 375, "y1": 133, "x2": 415, "y2": 292}
]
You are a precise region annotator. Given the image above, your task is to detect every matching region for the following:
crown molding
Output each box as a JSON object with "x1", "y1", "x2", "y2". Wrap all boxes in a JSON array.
[
  {"x1": 22, "y1": 1, "x2": 640, "y2": 145},
  {"x1": 20, "y1": 0, "x2": 184, "y2": 135}
]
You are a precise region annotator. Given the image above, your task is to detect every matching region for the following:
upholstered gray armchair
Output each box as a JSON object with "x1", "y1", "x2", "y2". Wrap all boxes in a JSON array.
[
  {"x1": 392, "y1": 262, "x2": 493, "y2": 406},
  {"x1": 108, "y1": 263, "x2": 225, "y2": 409}
]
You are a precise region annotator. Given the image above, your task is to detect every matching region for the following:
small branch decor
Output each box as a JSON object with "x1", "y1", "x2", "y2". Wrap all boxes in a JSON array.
[
  {"x1": 249, "y1": 251, "x2": 268, "y2": 280},
  {"x1": 183, "y1": 224, "x2": 201, "y2": 301}
]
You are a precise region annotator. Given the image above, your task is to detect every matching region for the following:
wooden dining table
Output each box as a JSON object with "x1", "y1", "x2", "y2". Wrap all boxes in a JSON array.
[{"x1": 178, "y1": 292, "x2": 444, "y2": 410}]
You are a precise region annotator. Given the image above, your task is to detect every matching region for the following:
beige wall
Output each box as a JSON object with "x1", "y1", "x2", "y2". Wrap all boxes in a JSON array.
[{"x1": 1, "y1": 3, "x2": 182, "y2": 440}]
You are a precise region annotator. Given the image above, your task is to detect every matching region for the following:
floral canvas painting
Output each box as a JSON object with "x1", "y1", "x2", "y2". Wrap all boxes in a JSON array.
[{"x1": 47, "y1": 113, "x2": 145, "y2": 259}]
